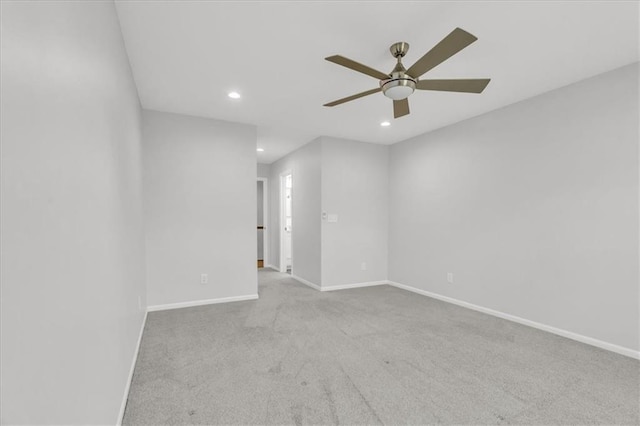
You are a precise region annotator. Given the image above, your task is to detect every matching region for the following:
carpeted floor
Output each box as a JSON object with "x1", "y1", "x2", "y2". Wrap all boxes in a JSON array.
[{"x1": 123, "y1": 269, "x2": 639, "y2": 425}]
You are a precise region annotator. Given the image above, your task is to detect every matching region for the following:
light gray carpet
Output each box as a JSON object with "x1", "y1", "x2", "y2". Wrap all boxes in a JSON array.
[{"x1": 123, "y1": 269, "x2": 639, "y2": 425}]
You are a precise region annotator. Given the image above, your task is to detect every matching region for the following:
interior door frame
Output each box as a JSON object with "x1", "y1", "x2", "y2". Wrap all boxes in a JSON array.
[
  {"x1": 279, "y1": 170, "x2": 292, "y2": 273},
  {"x1": 257, "y1": 177, "x2": 268, "y2": 268}
]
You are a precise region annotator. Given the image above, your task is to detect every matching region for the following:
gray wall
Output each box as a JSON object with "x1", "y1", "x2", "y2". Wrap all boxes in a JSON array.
[
  {"x1": 389, "y1": 63, "x2": 639, "y2": 352},
  {"x1": 321, "y1": 137, "x2": 389, "y2": 287},
  {"x1": 1, "y1": 1, "x2": 147, "y2": 423},
  {"x1": 258, "y1": 163, "x2": 271, "y2": 178},
  {"x1": 143, "y1": 110, "x2": 257, "y2": 307},
  {"x1": 269, "y1": 140, "x2": 322, "y2": 283},
  {"x1": 268, "y1": 137, "x2": 389, "y2": 288}
]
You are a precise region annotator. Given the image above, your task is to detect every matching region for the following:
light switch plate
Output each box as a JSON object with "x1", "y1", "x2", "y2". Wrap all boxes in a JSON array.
[{"x1": 328, "y1": 214, "x2": 338, "y2": 223}]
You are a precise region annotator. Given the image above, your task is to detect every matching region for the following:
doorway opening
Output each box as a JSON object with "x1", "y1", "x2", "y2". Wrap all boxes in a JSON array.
[
  {"x1": 280, "y1": 172, "x2": 292, "y2": 274},
  {"x1": 257, "y1": 178, "x2": 268, "y2": 269}
]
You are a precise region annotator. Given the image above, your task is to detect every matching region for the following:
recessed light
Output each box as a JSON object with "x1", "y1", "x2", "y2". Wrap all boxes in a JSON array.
[
  {"x1": 257, "y1": 148, "x2": 264, "y2": 152},
  {"x1": 380, "y1": 121, "x2": 391, "y2": 127},
  {"x1": 228, "y1": 91, "x2": 241, "y2": 99}
]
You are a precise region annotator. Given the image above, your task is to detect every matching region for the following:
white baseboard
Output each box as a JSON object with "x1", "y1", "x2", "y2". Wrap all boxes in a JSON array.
[
  {"x1": 291, "y1": 274, "x2": 321, "y2": 291},
  {"x1": 387, "y1": 281, "x2": 640, "y2": 360},
  {"x1": 321, "y1": 280, "x2": 387, "y2": 292},
  {"x1": 147, "y1": 294, "x2": 259, "y2": 312},
  {"x1": 266, "y1": 264, "x2": 280, "y2": 272},
  {"x1": 117, "y1": 310, "x2": 147, "y2": 425},
  {"x1": 292, "y1": 277, "x2": 385, "y2": 292}
]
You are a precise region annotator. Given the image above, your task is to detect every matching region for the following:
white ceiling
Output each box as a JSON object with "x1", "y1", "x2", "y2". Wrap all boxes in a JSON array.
[{"x1": 115, "y1": 1, "x2": 639, "y2": 164}]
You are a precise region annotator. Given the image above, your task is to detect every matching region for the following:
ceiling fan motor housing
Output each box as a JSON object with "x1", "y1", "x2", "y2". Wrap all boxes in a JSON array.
[{"x1": 381, "y1": 72, "x2": 417, "y2": 100}]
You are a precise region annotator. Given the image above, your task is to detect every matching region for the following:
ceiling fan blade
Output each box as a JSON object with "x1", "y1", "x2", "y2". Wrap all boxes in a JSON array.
[
  {"x1": 416, "y1": 78, "x2": 491, "y2": 93},
  {"x1": 323, "y1": 88, "x2": 381, "y2": 107},
  {"x1": 406, "y1": 28, "x2": 478, "y2": 79},
  {"x1": 393, "y1": 98, "x2": 410, "y2": 118},
  {"x1": 325, "y1": 55, "x2": 389, "y2": 80}
]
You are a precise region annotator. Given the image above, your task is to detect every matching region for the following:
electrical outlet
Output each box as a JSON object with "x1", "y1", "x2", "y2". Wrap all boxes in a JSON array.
[
  {"x1": 137, "y1": 296, "x2": 142, "y2": 311},
  {"x1": 201, "y1": 273, "x2": 208, "y2": 284},
  {"x1": 361, "y1": 262, "x2": 367, "y2": 271},
  {"x1": 447, "y1": 272, "x2": 454, "y2": 284}
]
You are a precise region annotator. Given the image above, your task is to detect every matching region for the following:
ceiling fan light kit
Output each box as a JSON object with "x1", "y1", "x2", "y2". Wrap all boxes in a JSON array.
[
  {"x1": 381, "y1": 74, "x2": 416, "y2": 101},
  {"x1": 323, "y1": 28, "x2": 491, "y2": 119}
]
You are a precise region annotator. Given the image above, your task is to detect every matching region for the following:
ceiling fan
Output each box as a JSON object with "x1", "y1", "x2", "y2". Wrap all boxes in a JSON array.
[{"x1": 323, "y1": 28, "x2": 490, "y2": 119}]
